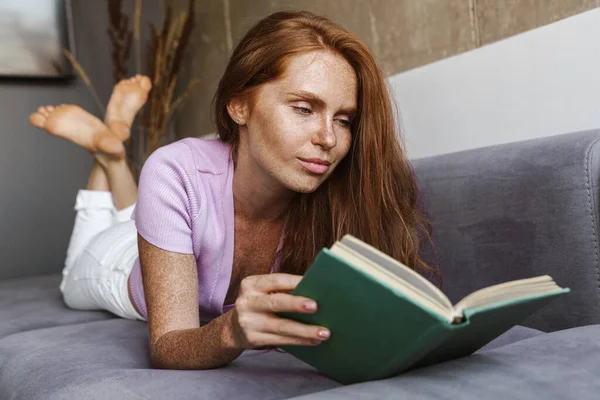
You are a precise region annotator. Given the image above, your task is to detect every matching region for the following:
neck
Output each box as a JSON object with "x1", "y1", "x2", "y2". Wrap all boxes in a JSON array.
[{"x1": 232, "y1": 146, "x2": 295, "y2": 222}]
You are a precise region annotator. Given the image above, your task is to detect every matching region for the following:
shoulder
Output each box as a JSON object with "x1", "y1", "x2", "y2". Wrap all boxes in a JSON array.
[
  {"x1": 179, "y1": 137, "x2": 231, "y2": 175},
  {"x1": 144, "y1": 137, "x2": 231, "y2": 177}
]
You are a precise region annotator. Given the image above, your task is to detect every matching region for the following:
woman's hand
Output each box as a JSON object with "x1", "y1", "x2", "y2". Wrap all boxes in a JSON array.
[{"x1": 228, "y1": 273, "x2": 331, "y2": 349}]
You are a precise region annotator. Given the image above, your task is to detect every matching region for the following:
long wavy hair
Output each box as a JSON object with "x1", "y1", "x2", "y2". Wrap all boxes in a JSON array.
[{"x1": 213, "y1": 11, "x2": 441, "y2": 286}]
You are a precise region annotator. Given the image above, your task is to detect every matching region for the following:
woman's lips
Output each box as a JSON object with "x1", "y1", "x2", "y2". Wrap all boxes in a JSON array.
[{"x1": 298, "y1": 159, "x2": 330, "y2": 174}]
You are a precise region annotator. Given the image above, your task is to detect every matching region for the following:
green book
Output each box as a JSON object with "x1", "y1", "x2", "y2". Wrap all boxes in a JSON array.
[{"x1": 278, "y1": 234, "x2": 569, "y2": 385}]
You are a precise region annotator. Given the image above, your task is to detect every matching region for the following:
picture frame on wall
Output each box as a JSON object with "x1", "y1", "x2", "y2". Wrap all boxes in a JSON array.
[{"x1": 0, "y1": 0, "x2": 75, "y2": 79}]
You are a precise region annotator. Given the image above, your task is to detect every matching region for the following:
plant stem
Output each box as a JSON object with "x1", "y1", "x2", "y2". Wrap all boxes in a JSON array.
[
  {"x1": 63, "y1": 49, "x2": 106, "y2": 116},
  {"x1": 134, "y1": 0, "x2": 142, "y2": 73}
]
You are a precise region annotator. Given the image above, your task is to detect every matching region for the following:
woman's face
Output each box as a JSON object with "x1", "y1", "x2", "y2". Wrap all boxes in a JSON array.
[{"x1": 233, "y1": 50, "x2": 357, "y2": 194}]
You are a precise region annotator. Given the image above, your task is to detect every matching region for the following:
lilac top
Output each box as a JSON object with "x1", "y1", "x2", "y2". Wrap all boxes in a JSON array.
[{"x1": 129, "y1": 138, "x2": 281, "y2": 324}]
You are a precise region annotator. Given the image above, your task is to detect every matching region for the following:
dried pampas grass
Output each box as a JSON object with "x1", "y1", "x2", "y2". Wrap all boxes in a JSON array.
[{"x1": 65, "y1": 0, "x2": 197, "y2": 181}]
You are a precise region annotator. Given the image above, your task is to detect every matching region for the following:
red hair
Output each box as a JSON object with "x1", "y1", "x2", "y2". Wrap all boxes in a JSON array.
[{"x1": 213, "y1": 11, "x2": 441, "y2": 285}]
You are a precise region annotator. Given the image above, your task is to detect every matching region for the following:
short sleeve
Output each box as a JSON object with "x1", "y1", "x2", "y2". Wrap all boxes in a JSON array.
[{"x1": 131, "y1": 142, "x2": 200, "y2": 254}]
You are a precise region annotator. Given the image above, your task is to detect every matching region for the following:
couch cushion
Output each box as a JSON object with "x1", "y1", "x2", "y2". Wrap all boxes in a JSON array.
[
  {"x1": 289, "y1": 325, "x2": 600, "y2": 400},
  {"x1": 0, "y1": 319, "x2": 341, "y2": 400},
  {"x1": 476, "y1": 325, "x2": 542, "y2": 352},
  {"x1": 0, "y1": 274, "x2": 114, "y2": 339},
  {"x1": 412, "y1": 130, "x2": 600, "y2": 331},
  {"x1": 0, "y1": 319, "x2": 543, "y2": 400}
]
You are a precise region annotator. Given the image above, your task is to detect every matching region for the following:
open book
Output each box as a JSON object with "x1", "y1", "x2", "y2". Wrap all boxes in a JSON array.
[
  {"x1": 278, "y1": 234, "x2": 569, "y2": 385},
  {"x1": 333, "y1": 234, "x2": 564, "y2": 324}
]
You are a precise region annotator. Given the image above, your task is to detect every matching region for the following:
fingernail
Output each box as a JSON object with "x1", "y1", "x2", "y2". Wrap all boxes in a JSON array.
[
  {"x1": 303, "y1": 301, "x2": 317, "y2": 311},
  {"x1": 318, "y1": 329, "x2": 330, "y2": 339}
]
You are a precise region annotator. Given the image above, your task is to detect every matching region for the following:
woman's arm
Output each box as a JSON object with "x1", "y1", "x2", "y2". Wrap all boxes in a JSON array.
[
  {"x1": 138, "y1": 234, "x2": 244, "y2": 369},
  {"x1": 139, "y1": 234, "x2": 332, "y2": 370},
  {"x1": 151, "y1": 314, "x2": 244, "y2": 370}
]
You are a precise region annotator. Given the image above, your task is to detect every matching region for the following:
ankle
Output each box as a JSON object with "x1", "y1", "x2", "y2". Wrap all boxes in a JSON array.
[
  {"x1": 94, "y1": 153, "x2": 127, "y2": 171},
  {"x1": 86, "y1": 160, "x2": 111, "y2": 191},
  {"x1": 106, "y1": 120, "x2": 131, "y2": 142}
]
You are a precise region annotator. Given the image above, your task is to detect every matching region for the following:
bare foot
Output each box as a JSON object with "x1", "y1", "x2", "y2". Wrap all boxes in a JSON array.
[
  {"x1": 105, "y1": 74, "x2": 152, "y2": 141},
  {"x1": 29, "y1": 104, "x2": 125, "y2": 163}
]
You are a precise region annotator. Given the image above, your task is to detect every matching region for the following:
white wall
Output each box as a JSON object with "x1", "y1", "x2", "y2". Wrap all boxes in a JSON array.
[{"x1": 388, "y1": 8, "x2": 600, "y2": 160}]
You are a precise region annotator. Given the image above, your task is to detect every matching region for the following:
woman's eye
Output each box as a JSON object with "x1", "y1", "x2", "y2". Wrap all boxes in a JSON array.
[
  {"x1": 293, "y1": 106, "x2": 312, "y2": 115},
  {"x1": 337, "y1": 119, "x2": 351, "y2": 128}
]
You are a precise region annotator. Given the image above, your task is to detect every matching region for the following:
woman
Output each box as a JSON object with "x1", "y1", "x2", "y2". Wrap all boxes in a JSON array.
[{"x1": 29, "y1": 11, "x2": 440, "y2": 370}]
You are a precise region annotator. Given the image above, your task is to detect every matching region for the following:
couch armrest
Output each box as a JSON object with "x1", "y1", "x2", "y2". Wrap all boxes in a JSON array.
[{"x1": 412, "y1": 129, "x2": 600, "y2": 332}]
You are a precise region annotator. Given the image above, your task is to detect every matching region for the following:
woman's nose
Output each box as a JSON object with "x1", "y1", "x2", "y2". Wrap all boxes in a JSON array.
[{"x1": 312, "y1": 118, "x2": 337, "y2": 149}]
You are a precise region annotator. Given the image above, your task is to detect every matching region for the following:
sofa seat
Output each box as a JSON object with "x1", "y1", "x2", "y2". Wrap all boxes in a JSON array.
[
  {"x1": 0, "y1": 316, "x2": 548, "y2": 400},
  {"x1": 290, "y1": 325, "x2": 600, "y2": 400},
  {"x1": 4, "y1": 130, "x2": 600, "y2": 399},
  {"x1": 0, "y1": 318, "x2": 340, "y2": 400},
  {"x1": 0, "y1": 274, "x2": 114, "y2": 339}
]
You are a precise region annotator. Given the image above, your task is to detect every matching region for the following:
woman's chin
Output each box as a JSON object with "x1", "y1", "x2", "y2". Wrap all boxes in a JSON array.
[{"x1": 285, "y1": 175, "x2": 325, "y2": 194}]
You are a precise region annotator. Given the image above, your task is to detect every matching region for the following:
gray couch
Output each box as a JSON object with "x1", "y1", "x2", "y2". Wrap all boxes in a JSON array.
[{"x1": 1, "y1": 129, "x2": 599, "y2": 399}]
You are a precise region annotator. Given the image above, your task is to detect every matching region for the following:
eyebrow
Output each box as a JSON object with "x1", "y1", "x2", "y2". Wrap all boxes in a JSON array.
[{"x1": 288, "y1": 90, "x2": 357, "y2": 117}]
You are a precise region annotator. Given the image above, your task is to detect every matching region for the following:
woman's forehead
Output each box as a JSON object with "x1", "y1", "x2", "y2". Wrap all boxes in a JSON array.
[{"x1": 270, "y1": 51, "x2": 357, "y2": 107}]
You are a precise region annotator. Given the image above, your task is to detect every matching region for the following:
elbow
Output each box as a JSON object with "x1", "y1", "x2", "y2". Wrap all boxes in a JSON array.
[
  {"x1": 149, "y1": 350, "x2": 230, "y2": 371},
  {"x1": 149, "y1": 337, "x2": 182, "y2": 370},
  {"x1": 149, "y1": 343, "x2": 172, "y2": 370},
  {"x1": 150, "y1": 340, "x2": 192, "y2": 370},
  {"x1": 150, "y1": 348, "x2": 195, "y2": 370},
  {"x1": 149, "y1": 327, "x2": 243, "y2": 370},
  {"x1": 149, "y1": 338, "x2": 230, "y2": 371},
  {"x1": 149, "y1": 348, "x2": 169, "y2": 370}
]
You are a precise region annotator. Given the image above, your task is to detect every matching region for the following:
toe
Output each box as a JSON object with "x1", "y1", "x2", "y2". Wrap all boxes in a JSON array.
[
  {"x1": 47, "y1": 105, "x2": 55, "y2": 113},
  {"x1": 29, "y1": 113, "x2": 46, "y2": 128},
  {"x1": 139, "y1": 76, "x2": 152, "y2": 91}
]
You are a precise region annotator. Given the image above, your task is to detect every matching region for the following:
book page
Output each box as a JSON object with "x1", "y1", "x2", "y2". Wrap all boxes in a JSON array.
[
  {"x1": 454, "y1": 275, "x2": 563, "y2": 313},
  {"x1": 339, "y1": 235, "x2": 451, "y2": 310},
  {"x1": 330, "y1": 242, "x2": 454, "y2": 319}
]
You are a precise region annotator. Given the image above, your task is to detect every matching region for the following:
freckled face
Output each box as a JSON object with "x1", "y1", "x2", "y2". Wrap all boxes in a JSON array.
[{"x1": 239, "y1": 50, "x2": 357, "y2": 193}]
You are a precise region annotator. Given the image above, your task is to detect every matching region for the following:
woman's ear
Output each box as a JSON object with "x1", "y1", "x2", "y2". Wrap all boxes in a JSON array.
[{"x1": 226, "y1": 98, "x2": 249, "y2": 126}]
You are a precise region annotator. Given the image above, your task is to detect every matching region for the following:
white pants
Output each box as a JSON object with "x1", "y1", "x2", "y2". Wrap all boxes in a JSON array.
[{"x1": 60, "y1": 189, "x2": 144, "y2": 320}]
